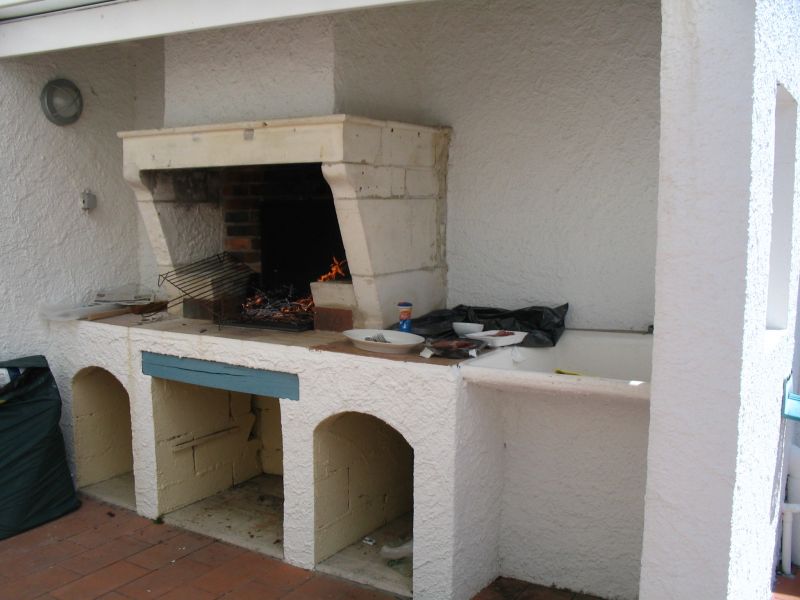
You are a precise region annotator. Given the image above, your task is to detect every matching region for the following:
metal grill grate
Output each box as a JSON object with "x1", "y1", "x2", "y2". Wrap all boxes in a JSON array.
[{"x1": 157, "y1": 253, "x2": 254, "y2": 325}]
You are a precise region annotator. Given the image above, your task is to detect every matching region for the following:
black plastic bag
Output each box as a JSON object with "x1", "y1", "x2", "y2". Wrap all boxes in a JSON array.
[
  {"x1": 392, "y1": 303, "x2": 568, "y2": 347},
  {"x1": 451, "y1": 304, "x2": 568, "y2": 347},
  {"x1": 0, "y1": 356, "x2": 80, "y2": 539}
]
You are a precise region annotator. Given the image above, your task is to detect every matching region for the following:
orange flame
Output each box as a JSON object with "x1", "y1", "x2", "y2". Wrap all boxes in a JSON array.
[{"x1": 318, "y1": 256, "x2": 348, "y2": 282}]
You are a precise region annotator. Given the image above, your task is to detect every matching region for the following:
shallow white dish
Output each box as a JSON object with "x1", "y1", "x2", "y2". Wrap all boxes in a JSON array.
[
  {"x1": 343, "y1": 329, "x2": 425, "y2": 354},
  {"x1": 465, "y1": 330, "x2": 528, "y2": 347},
  {"x1": 452, "y1": 322, "x2": 485, "y2": 336}
]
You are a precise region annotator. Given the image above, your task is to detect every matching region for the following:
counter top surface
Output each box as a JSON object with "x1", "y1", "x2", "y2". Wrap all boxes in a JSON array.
[{"x1": 89, "y1": 313, "x2": 465, "y2": 366}]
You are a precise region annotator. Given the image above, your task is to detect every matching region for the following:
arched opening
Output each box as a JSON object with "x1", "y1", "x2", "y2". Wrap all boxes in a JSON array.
[
  {"x1": 314, "y1": 411, "x2": 413, "y2": 596},
  {"x1": 151, "y1": 378, "x2": 285, "y2": 558},
  {"x1": 72, "y1": 367, "x2": 135, "y2": 510}
]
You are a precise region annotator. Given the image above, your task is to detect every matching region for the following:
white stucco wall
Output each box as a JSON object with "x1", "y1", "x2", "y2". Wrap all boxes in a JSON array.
[
  {"x1": 158, "y1": 0, "x2": 660, "y2": 330},
  {"x1": 163, "y1": 16, "x2": 335, "y2": 127},
  {"x1": 333, "y1": 0, "x2": 661, "y2": 330},
  {"x1": 642, "y1": 1, "x2": 800, "y2": 599},
  {"x1": 729, "y1": 0, "x2": 800, "y2": 597},
  {"x1": 0, "y1": 40, "x2": 163, "y2": 361},
  {"x1": 131, "y1": 39, "x2": 165, "y2": 285},
  {"x1": 461, "y1": 385, "x2": 648, "y2": 600}
]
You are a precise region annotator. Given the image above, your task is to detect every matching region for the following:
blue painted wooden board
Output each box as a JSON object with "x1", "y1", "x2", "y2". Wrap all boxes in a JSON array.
[
  {"x1": 141, "y1": 352, "x2": 299, "y2": 400},
  {"x1": 785, "y1": 391, "x2": 800, "y2": 422}
]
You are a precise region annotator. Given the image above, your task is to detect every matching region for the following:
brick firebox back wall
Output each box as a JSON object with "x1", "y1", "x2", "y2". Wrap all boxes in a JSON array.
[{"x1": 221, "y1": 164, "x2": 345, "y2": 291}]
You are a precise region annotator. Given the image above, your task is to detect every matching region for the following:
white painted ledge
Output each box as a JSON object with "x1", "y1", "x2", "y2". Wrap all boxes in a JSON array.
[
  {"x1": 0, "y1": 0, "x2": 434, "y2": 58},
  {"x1": 460, "y1": 363, "x2": 651, "y2": 403}
]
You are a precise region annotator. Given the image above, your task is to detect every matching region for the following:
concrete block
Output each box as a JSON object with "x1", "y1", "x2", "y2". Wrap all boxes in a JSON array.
[
  {"x1": 152, "y1": 379, "x2": 229, "y2": 442},
  {"x1": 257, "y1": 396, "x2": 284, "y2": 475},
  {"x1": 155, "y1": 439, "x2": 195, "y2": 487},
  {"x1": 233, "y1": 439, "x2": 263, "y2": 485},
  {"x1": 253, "y1": 395, "x2": 279, "y2": 410},
  {"x1": 314, "y1": 467, "x2": 350, "y2": 528},
  {"x1": 194, "y1": 426, "x2": 245, "y2": 474},
  {"x1": 378, "y1": 125, "x2": 436, "y2": 167},
  {"x1": 331, "y1": 198, "x2": 372, "y2": 276},
  {"x1": 351, "y1": 268, "x2": 447, "y2": 328},
  {"x1": 323, "y1": 163, "x2": 398, "y2": 199},
  {"x1": 233, "y1": 411, "x2": 256, "y2": 443},
  {"x1": 341, "y1": 121, "x2": 382, "y2": 164},
  {"x1": 229, "y1": 391, "x2": 252, "y2": 417},
  {"x1": 72, "y1": 367, "x2": 134, "y2": 488},
  {"x1": 405, "y1": 168, "x2": 440, "y2": 198},
  {"x1": 310, "y1": 281, "x2": 357, "y2": 309},
  {"x1": 159, "y1": 464, "x2": 233, "y2": 514},
  {"x1": 391, "y1": 167, "x2": 406, "y2": 196},
  {"x1": 353, "y1": 198, "x2": 442, "y2": 275}
]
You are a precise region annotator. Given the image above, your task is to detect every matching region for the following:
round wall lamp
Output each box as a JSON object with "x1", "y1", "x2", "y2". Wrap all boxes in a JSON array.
[{"x1": 40, "y1": 78, "x2": 83, "y2": 126}]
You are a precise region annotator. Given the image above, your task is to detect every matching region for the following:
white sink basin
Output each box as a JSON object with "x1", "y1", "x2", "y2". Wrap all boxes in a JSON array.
[{"x1": 461, "y1": 330, "x2": 653, "y2": 401}]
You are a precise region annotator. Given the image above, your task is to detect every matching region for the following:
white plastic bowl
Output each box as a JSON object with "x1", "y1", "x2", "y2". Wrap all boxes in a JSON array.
[{"x1": 452, "y1": 322, "x2": 485, "y2": 336}]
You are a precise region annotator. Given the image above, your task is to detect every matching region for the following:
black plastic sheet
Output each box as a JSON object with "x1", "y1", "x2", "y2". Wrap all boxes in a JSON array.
[
  {"x1": 0, "y1": 356, "x2": 80, "y2": 540},
  {"x1": 393, "y1": 303, "x2": 569, "y2": 347}
]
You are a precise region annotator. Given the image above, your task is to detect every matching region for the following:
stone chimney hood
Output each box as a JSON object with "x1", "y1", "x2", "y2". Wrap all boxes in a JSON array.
[{"x1": 119, "y1": 115, "x2": 451, "y2": 328}]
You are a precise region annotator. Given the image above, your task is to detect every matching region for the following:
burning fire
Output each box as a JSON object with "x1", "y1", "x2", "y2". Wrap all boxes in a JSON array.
[
  {"x1": 317, "y1": 256, "x2": 348, "y2": 282},
  {"x1": 239, "y1": 256, "x2": 349, "y2": 328}
]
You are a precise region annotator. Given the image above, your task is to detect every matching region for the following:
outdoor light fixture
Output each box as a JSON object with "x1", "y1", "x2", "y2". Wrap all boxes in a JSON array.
[{"x1": 40, "y1": 78, "x2": 83, "y2": 125}]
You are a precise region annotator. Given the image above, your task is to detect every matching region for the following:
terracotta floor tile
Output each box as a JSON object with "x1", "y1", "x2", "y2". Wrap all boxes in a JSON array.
[
  {"x1": 0, "y1": 525, "x2": 55, "y2": 553},
  {"x1": 16, "y1": 511, "x2": 92, "y2": 543},
  {"x1": 50, "y1": 560, "x2": 149, "y2": 600},
  {"x1": 116, "y1": 557, "x2": 209, "y2": 599},
  {"x1": 68, "y1": 512, "x2": 153, "y2": 549},
  {"x1": 0, "y1": 565, "x2": 81, "y2": 600},
  {"x1": 0, "y1": 497, "x2": 406, "y2": 600},
  {"x1": 188, "y1": 540, "x2": 247, "y2": 567},
  {"x1": 127, "y1": 530, "x2": 214, "y2": 570},
  {"x1": 159, "y1": 586, "x2": 218, "y2": 600},
  {"x1": 222, "y1": 579, "x2": 286, "y2": 600},
  {"x1": 128, "y1": 522, "x2": 182, "y2": 546},
  {"x1": 0, "y1": 539, "x2": 85, "y2": 579},
  {"x1": 58, "y1": 534, "x2": 152, "y2": 575},
  {"x1": 281, "y1": 575, "x2": 395, "y2": 599},
  {"x1": 250, "y1": 558, "x2": 314, "y2": 594},
  {"x1": 193, "y1": 553, "x2": 277, "y2": 594},
  {"x1": 0, "y1": 501, "x2": 104, "y2": 554},
  {"x1": 774, "y1": 569, "x2": 800, "y2": 599}
]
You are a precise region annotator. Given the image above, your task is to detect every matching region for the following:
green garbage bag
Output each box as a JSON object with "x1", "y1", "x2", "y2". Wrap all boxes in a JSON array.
[{"x1": 0, "y1": 356, "x2": 80, "y2": 539}]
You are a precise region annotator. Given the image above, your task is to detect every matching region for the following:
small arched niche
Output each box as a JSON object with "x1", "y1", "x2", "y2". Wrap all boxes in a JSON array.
[
  {"x1": 314, "y1": 411, "x2": 413, "y2": 595},
  {"x1": 72, "y1": 367, "x2": 135, "y2": 510}
]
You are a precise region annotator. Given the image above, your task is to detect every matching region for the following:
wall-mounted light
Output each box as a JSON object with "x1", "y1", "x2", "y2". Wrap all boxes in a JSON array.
[
  {"x1": 80, "y1": 189, "x2": 96, "y2": 211},
  {"x1": 40, "y1": 78, "x2": 83, "y2": 126}
]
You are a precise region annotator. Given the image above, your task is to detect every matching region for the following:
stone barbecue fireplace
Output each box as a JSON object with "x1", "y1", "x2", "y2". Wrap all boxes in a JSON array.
[
  {"x1": 119, "y1": 115, "x2": 451, "y2": 328},
  {"x1": 77, "y1": 115, "x2": 461, "y2": 599}
]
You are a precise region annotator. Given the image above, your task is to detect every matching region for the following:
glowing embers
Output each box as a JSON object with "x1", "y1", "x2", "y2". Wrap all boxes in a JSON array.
[{"x1": 238, "y1": 256, "x2": 349, "y2": 330}]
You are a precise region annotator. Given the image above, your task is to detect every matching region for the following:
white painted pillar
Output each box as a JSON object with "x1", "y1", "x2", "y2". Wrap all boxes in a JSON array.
[{"x1": 640, "y1": 1, "x2": 758, "y2": 598}]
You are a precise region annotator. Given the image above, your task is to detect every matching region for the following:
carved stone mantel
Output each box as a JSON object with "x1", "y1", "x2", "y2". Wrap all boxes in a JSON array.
[{"x1": 119, "y1": 115, "x2": 450, "y2": 328}]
